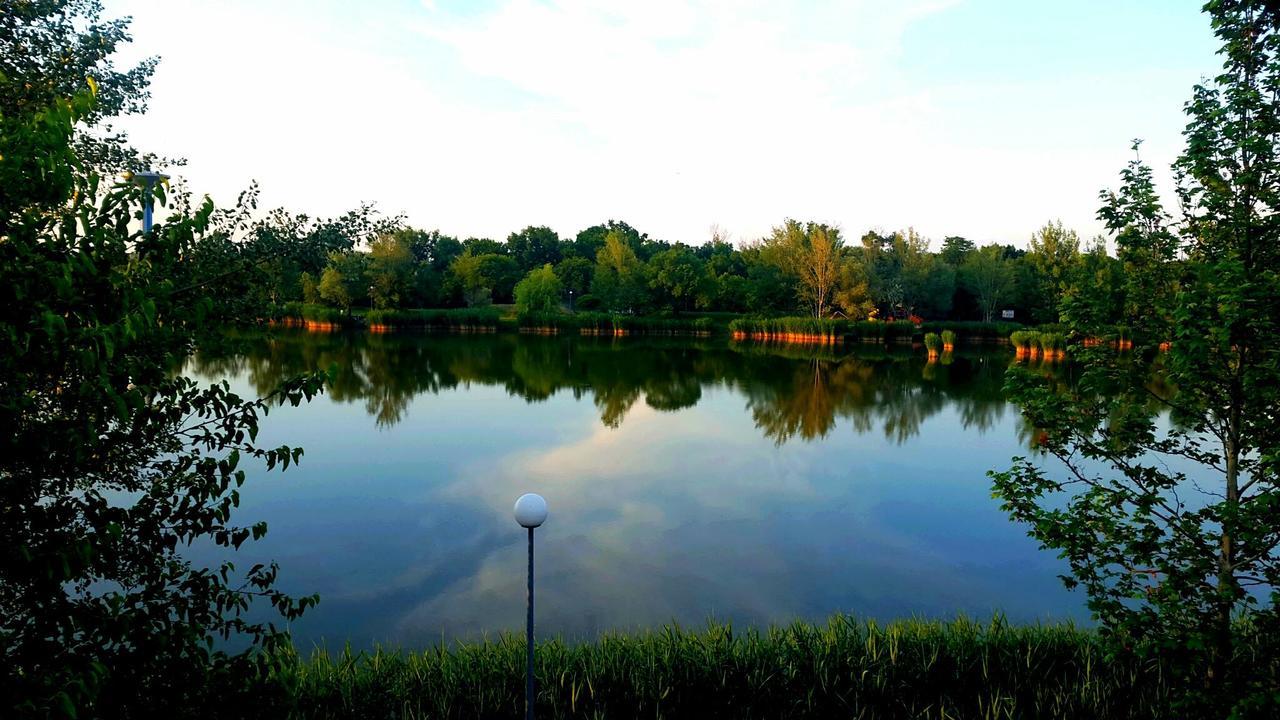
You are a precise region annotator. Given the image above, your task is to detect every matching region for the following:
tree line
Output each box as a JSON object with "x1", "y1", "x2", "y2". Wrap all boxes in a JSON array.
[{"x1": 249, "y1": 214, "x2": 1113, "y2": 324}]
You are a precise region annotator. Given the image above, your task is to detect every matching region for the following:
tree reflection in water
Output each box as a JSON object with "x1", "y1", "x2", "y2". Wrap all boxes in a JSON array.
[{"x1": 190, "y1": 330, "x2": 1048, "y2": 444}]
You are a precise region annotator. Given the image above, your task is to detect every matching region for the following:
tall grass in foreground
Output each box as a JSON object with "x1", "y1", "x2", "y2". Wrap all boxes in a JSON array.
[{"x1": 279, "y1": 616, "x2": 1169, "y2": 719}]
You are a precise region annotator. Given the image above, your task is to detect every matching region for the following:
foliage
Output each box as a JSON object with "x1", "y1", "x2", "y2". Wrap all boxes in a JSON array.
[
  {"x1": 993, "y1": 2, "x2": 1280, "y2": 713},
  {"x1": 757, "y1": 219, "x2": 844, "y2": 318},
  {"x1": 960, "y1": 244, "x2": 1014, "y2": 323},
  {"x1": 367, "y1": 231, "x2": 414, "y2": 309},
  {"x1": 299, "y1": 271, "x2": 320, "y2": 304},
  {"x1": 1, "y1": 79, "x2": 319, "y2": 717},
  {"x1": 506, "y1": 225, "x2": 563, "y2": 270},
  {"x1": 448, "y1": 250, "x2": 493, "y2": 307},
  {"x1": 0, "y1": 0, "x2": 159, "y2": 172},
  {"x1": 1009, "y1": 330, "x2": 1033, "y2": 351},
  {"x1": 514, "y1": 264, "x2": 564, "y2": 314},
  {"x1": 648, "y1": 244, "x2": 710, "y2": 312},
  {"x1": 1025, "y1": 220, "x2": 1081, "y2": 324},
  {"x1": 941, "y1": 329, "x2": 958, "y2": 347},
  {"x1": 317, "y1": 266, "x2": 351, "y2": 310},
  {"x1": 269, "y1": 216, "x2": 1116, "y2": 330},
  {"x1": 924, "y1": 332, "x2": 942, "y2": 352},
  {"x1": 275, "y1": 616, "x2": 1179, "y2": 720},
  {"x1": 592, "y1": 230, "x2": 647, "y2": 313}
]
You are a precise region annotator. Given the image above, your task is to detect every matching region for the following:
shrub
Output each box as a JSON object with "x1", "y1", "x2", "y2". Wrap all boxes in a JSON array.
[
  {"x1": 941, "y1": 329, "x2": 957, "y2": 347},
  {"x1": 924, "y1": 332, "x2": 942, "y2": 352},
  {"x1": 1009, "y1": 330, "x2": 1033, "y2": 351}
]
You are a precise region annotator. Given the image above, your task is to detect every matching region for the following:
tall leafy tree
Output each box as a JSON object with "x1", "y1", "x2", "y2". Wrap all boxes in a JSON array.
[
  {"x1": 367, "y1": 231, "x2": 414, "y2": 309},
  {"x1": 759, "y1": 219, "x2": 844, "y2": 318},
  {"x1": 993, "y1": 2, "x2": 1280, "y2": 713},
  {"x1": 593, "y1": 230, "x2": 648, "y2": 312},
  {"x1": 939, "y1": 235, "x2": 975, "y2": 266},
  {"x1": 1, "y1": 0, "x2": 158, "y2": 172},
  {"x1": 2, "y1": 83, "x2": 320, "y2": 718},
  {"x1": 506, "y1": 225, "x2": 563, "y2": 271},
  {"x1": 648, "y1": 245, "x2": 708, "y2": 312},
  {"x1": 960, "y1": 244, "x2": 1013, "y2": 323},
  {"x1": 514, "y1": 263, "x2": 563, "y2": 313},
  {"x1": 1026, "y1": 220, "x2": 1081, "y2": 323}
]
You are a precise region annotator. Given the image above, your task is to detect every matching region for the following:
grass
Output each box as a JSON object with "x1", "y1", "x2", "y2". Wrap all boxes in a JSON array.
[
  {"x1": 272, "y1": 616, "x2": 1172, "y2": 719},
  {"x1": 730, "y1": 318, "x2": 1020, "y2": 345},
  {"x1": 518, "y1": 311, "x2": 717, "y2": 335},
  {"x1": 924, "y1": 332, "x2": 942, "y2": 352},
  {"x1": 364, "y1": 307, "x2": 503, "y2": 330},
  {"x1": 941, "y1": 329, "x2": 958, "y2": 348},
  {"x1": 918, "y1": 321, "x2": 1022, "y2": 341}
]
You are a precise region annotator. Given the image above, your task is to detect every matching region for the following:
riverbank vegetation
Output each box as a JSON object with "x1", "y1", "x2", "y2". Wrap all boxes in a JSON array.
[
  {"x1": 274, "y1": 218, "x2": 1110, "y2": 330},
  {"x1": 272, "y1": 616, "x2": 1191, "y2": 720},
  {"x1": 5, "y1": 0, "x2": 1280, "y2": 717}
]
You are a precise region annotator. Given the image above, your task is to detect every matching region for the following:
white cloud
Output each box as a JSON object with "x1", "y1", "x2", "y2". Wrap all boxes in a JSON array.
[{"x1": 106, "y1": 0, "x2": 1197, "y2": 248}]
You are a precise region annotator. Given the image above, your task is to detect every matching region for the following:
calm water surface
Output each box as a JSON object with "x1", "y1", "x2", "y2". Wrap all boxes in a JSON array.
[{"x1": 188, "y1": 331, "x2": 1086, "y2": 649}]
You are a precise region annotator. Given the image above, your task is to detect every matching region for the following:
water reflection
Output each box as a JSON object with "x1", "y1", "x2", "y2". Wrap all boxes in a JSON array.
[
  {"x1": 185, "y1": 331, "x2": 1084, "y2": 649},
  {"x1": 192, "y1": 331, "x2": 1021, "y2": 444}
]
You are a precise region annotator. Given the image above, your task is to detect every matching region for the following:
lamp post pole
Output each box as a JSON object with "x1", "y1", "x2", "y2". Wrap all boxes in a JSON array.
[
  {"x1": 513, "y1": 493, "x2": 548, "y2": 720},
  {"x1": 526, "y1": 525, "x2": 535, "y2": 719}
]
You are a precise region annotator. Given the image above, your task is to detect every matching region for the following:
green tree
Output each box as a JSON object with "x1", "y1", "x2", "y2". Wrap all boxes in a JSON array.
[
  {"x1": 593, "y1": 230, "x2": 648, "y2": 312},
  {"x1": 1061, "y1": 236, "x2": 1125, "y2": 329},
  {"x1": 318, "y1": 265, "x2": 351, "y2": 310},
  {"x1": 648, "y1": 245, "x2": 708, "y2": 312},
  {"x1": 574, "y1": 220, "x2": 645, "y2": 260},
  {"x1": 448, "y1": 250, "x2": 492, "y2": 307},
  {"x1": 507, "y1": 225, "x2": 563, "y2": 271},
  {"x1": 960, "y1": 244, "x2": 1012, "y2": 323},
  {"x1": 514, "y1": 263, "x2": 564, "y2": 313},
  {"x1": 1, "y1": 82, "x2": 319, "y2": 717},
  {"x1": 476, "y1": 253, "x2": 522, "y2": 303},
  {"x1": 758, "y1": 219, "x2": 844, "y2": 318},
  {"x1": 300, "y1": 270, "x2": 320, "y2": 304},
  {"x1": 1, "y1": 0, "x2": 158, "y2": 172},
  {"x1": 553, "y1": 256, "x2": 594, "y2": 299},
  {"x1": 834, "y1": 258, "x2": 876, "y2": 319},
  {"x1": 368, "y1": 231, "x2": 414, "y2": 309},
  {"x1": 993, "y1": 3, "x2": 1280, "y2": 712},
  {"x1": 1026, "y1": 220, "x2": 1081, "y2": 323},
  {"x1": 462, "y1": 236, "x2": 505, "y2": 256},
  {"x1": 940, "y1": 235, "x2": 975, "y2": 266}
]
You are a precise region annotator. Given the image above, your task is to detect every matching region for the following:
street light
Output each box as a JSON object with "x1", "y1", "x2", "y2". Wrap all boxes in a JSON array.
[
  {"x1": 568, "y1": 289, "x2": 574, "y2": 313},
  {"x1": 129, "y1": 171, "x2": 170, "y2": 233},
  {"x1": 513, "y1": 493, "x2": 548, "y2": 720}
]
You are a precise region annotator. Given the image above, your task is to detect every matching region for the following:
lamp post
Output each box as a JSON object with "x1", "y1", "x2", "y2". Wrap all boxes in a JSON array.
[
  {"x1": 513, "y1": 493, "x2": 548, "y2": 720},
  {"x1": 568, "y1": 289, "x2": 574, "y2": 313},
  {"x1": 129, "y1": 171, "x2": 170, "y2": 233}
]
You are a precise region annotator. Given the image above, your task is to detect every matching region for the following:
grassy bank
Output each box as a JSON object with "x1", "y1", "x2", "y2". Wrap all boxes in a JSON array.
[
  {"x1": 365, "y1": 307, "x2": 503, "y2": 331},
  {"x1": 728, "y1": 317, "x2": 1018, "y2": 344},
  {"x1": 273, "y1": 617, "x2": 1172, "y2": 719},
  {"x1": 517, "y1": 311, "x2": 718, "y2": 336}
]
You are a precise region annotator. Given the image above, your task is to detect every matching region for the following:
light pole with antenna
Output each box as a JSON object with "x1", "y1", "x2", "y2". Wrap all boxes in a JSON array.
[{"x1": 130, "y1": 171, "x2": 169, "y2": 233}]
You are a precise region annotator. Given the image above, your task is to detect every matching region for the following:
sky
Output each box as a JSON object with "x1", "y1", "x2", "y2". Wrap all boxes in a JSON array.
[{"x1": 107, "y1": 0, "x2": 1220, "y2": 248}]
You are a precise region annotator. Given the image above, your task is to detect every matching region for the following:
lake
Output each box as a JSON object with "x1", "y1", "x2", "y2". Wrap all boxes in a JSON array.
[{"x1": 187, "y1": 330, "x2": 1086, "y2": 650}]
